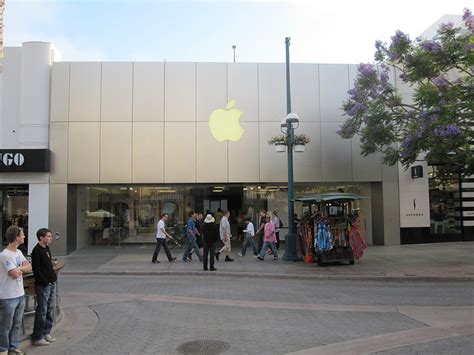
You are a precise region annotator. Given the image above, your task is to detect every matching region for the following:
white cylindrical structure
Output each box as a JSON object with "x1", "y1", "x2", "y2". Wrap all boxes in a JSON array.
[
  {"x1": 19, "y1": 42, "x2": 52, "y2": 148},
  {"x1": 28, "y1": 183, "x2": 50, "y2": 254}
]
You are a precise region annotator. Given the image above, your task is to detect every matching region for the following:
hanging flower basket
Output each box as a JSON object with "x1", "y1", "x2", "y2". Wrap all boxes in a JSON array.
[
  {"x1": 294, "y1": 144, "x2": 305, "y2": 152},
  {"x1": 275, "y1": 143, "x2": 286, "y2": 153}
]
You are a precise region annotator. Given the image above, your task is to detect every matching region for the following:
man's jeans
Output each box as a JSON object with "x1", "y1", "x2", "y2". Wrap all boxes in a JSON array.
[
  {"x1": 0, "y1": 296, "x2": 25, "y2": 352},
  {"x1": 152, "y1": 238, "x2": 173, "y2": 262},
  {"x1": 241, "y1": 236, "x2": 258, "y2": 256},
  {"x1": 32, "y1": 283, "x2": 56, "y2": 341},
  {"x1": 260, "y1": 241, "x2": 278, "y2": 258},
  {"x1": 183, "y1": 235, "x2": 203, "y2": 262}
]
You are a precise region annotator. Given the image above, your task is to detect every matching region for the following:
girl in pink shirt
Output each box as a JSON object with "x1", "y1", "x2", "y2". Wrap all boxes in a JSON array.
[{"x1": 257, "y1": 216, "x2": 278, "y2": 261}]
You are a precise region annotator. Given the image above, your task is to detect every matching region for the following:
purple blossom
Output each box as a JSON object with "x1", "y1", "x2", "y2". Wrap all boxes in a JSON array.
[
  {"x1": 463, "y1": 8, "x2": 474, "y2": 31},
  {"x1": 439, "y1": 22, "x2": 454, "y2": 31},
  {"x1": 399, "y1": 73, "x2": 408, "y2": 82},
  {"x1": 432, "y1": 75, "x2": 450, "y2": 89},
  {"x1": 391, "y1": 30, "x2": 410, "y2": 47},
  {"x1": 375, "y1": 40, "x2": 383, "y2": 50},
  {"x1": 434, "y1": 124, "x2": 461, "y2": 138},
  {"x1": 346, "y1": 102, "x2": 367, "y2": 117},
  {"x1": 357, "y1": 63, "x2": 376, "y2": 78},
  {"x1": 420, "y1": 40, "x2": 439, "y2": 52}
]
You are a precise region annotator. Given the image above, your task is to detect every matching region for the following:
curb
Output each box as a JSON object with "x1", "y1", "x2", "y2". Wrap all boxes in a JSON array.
[{"x1": 62, "y1": 270, "x2": 474, "y2": 282}]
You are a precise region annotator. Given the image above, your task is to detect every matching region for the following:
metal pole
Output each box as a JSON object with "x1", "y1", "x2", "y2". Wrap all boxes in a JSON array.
[
  {"x1": 283, "y1": 37, "x2": 297, "y2": 262},
  {"x1": 232, "y1": 45, "x2": 236, "y2": 63}
]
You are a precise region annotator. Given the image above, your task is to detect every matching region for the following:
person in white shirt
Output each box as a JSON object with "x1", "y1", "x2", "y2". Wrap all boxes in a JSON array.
[
  {"x1": 238, "y1": 217, "x2": 259, "y2": 257},
  {"x1": 216, "y1": 210, "x2": 234, "y2": 262},
  {"x1": 151, "y1": 213, "x2": 176, "y2": 263},
  {"x1": 0, "y1": 226, "x2": 32, "y2": 355}
]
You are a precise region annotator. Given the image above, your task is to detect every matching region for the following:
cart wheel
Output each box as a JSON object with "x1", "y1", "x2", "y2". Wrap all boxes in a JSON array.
[{"x1": 349, "y1": 260, "x2": 355, "y2": 265}]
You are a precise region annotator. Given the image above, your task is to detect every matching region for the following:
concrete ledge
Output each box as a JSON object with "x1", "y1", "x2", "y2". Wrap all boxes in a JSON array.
[{"x1": 62, "y1": 270, "x2": 474, "y2": 282}]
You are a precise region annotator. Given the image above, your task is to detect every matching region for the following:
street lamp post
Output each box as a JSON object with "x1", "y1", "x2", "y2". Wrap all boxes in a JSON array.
[
  {"x1": 232, "y1": 45, "x2": 236, "y2": 63},
  {"x1": 282, "y1": 37, "x2": 299, "y2": 262}
]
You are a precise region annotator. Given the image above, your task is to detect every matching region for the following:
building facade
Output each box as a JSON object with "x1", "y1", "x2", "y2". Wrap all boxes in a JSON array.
[{"x1": 0, "y1": 41, "x2": 471, "y2": 255}]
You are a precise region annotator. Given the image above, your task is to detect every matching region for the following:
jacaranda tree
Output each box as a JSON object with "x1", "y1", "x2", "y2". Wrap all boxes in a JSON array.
[{"x1": 338, "y1": 8, "x2": 474, "y2": 176}]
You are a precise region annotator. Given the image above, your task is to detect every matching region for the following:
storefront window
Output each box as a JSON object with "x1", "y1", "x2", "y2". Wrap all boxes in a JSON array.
[
  {"x1": 1, "y1": 185, "x2": 29, "y2": 252},
  {"x1": 429, "y1": 166, "x2": 461, "y2": 235},
  {"x1": 79, "y1": 183, "x2": 364, "y2": 246}
]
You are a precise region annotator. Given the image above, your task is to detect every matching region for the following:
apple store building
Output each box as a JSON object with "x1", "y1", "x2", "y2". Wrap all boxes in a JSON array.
[{"x1": 2, "y1": 42, "x2": 470, "y2": 255}]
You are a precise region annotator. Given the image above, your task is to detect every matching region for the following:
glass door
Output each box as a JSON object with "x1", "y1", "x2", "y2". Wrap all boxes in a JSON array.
[{"x1": 1, "y1": 185, "x2": 29, "y2": 252}]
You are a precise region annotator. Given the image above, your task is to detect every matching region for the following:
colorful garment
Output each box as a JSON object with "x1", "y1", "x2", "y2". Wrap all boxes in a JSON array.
[
  {"x1": 316, "y1": 223, "x2": 333, "y2": 251},
  {"x1": 349, "y1": 217, "x2": 367, "y2": 259}
]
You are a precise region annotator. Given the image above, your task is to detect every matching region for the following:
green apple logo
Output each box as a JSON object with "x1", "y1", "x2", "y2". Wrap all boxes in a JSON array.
[{"x1": 209, "y1": 99, "x2": 244, "y2": 142}]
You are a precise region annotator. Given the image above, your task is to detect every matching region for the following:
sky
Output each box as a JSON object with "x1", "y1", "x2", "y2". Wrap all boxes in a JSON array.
[{"x1": 5, "y1": 0, "x2": 470, "y2": 63}]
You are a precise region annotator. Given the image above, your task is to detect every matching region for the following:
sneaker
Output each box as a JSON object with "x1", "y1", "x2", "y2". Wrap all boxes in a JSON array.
[
  {"x1": 238, "y1": 253, "x2": 243, "y2": 257},
  {"x1": 225, "y1": 256, "x2": 234, "y2": 262},
  {"x1": 169, "y1": 257, "x2": 177, "y2": 262},
  {"x1": 253, "y1": 255, "x2": 259, "y2": 258},
  {"x1": 215, "y1": 252, "x2": 220, "y2": 261},
  {"x1": 273, "y1": 256, "x2": 278, "y2": 261},
  {"x1": 203, "y1": 268, "x2": 208, "y2": 271},
  {"x1": 44, "y1": 334, "x2": 56, "y2": 342},
  {"x1": 210, "y1": 267, "x2": 217, "y2": 271},
  {"x1": 8, "y1": 349, "x2": 25, "y2": 355},
  {"x1": 33, "y1": 338, "x2": 50, "y2": 346},
  {"x1": 152, "y1": 260, "x2": 160, "y2": 264},
  {"x1": 188, "y1": 254, "x2": 193, "y2": 261},
  {"x1": 257, "y1": 256, "x2": 264, "y2": 261}
]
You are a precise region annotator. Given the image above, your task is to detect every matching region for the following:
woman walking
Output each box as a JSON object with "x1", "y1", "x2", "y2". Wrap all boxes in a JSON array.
[{"x1": 257, "y1": 215, "x2": 278, "y2": 261}]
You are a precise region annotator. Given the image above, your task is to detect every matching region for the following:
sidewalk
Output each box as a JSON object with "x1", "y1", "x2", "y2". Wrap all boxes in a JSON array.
[{"x1": 58, "y1": 241, "x2": 474, "y2": 281}]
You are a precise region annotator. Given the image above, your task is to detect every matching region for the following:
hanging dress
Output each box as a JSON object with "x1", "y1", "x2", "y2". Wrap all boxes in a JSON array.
[
  {"x1": 348, "y1": 217, "x2": 367, "y2": 259},
  {"x1": 316, "y1": 223, "x2": 333, "y2": 251}
]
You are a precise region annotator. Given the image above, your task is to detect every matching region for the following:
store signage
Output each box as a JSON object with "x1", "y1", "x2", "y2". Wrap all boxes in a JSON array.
[
  {"x1": 0, "y1": 149, "x2": 50, "y2": 172},
  {"x1": 411, "y1": 165, "x2": 423, "y2": 178},
  {"x1": 209, "y1": 99, "x2": 244, "y2": 142}
]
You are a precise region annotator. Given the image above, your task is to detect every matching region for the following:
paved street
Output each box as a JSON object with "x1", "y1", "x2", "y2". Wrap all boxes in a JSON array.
[{"x1": 22, "y1": 275, "x2": 473, "y2": 355}]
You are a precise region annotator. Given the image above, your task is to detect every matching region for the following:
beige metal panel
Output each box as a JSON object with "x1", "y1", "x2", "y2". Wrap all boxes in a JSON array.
[
  {"x1": 196, "y1": 122, "x2": 227, "y2": 182},
  {"x1": 164, "y1": 122, "x2": 196, "y2": 182},
  {"x1": 50, "y1": 62, "x2": 70, "y2": 122},
  {"x1": 291, "y1": 64, "x2": 320, "y2": 122},
  {"x1": 294, "y1": 122, "x2": 322, "y2": 182},
  {"x1": 50, "y1": 122, "x2": 68, "y2": 183},
  {"x1": 165, "y1": 62, "x2": 195, "y2": 122},
  {"x1": 321, "y1": 121, "x2": 352, "y2": 181},
  {"x1": 196, "y1": 63, "x2": 227, "y2": 122},
  {"x1": 227, "y1": 63, "x2": 258, "y2": 122},
  {"x1": 229, "y1": 122, "x2": 259, "y2": 182},
  {"x1": 48, "y1": 183, "x2": 67, "y2": 255},
  {"x1": 319, "y1": 64, "x2": 349, "y2": 122},
  {"x1": 133, "y1": 62, "x2": 164, "y2": 121},
  {"x1": 259, "y1": 63, "x2": 286, "y2": 122},
  {"x1": 259, "y1": 122, "x2": 287, "y2": 182},
  {"x1": 100, "y1": 122, "x2": 132, "y2": 182},
  {"x1": 352, "y1": 134, "x2": 383, "y2": 181},
  {"x1": 68, "y1": 122, "x2": 100, "y2": 183},
  {"x1": 101, "y1": 62, "x2": 132, "y2": 122},
  {"x1": 69, "y1": 63, "x2": 101, "y2": 122},
  {"x1": 133, "y1": 122, "x2": 164, "y2": 183}
]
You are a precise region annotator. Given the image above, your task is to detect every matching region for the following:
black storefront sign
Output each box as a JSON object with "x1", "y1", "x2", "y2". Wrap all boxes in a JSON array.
[{"x1": 0, "y1": 149, "x2": 50, "y2": 172}]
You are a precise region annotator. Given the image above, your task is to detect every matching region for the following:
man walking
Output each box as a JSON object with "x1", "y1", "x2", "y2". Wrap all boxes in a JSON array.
[
  {"x1": 31, "y1": 228, "x2": 57, "y2": 346},
  {"x1": 182, "y1": 212, "x2": 203, "y2": 262},
  {"x1": 0, "y1": 226, "x2": 31, "y2": 355},
  {"x1": 216, "y1": 210, "x2": 234, "y2": 262},
  {"x1": 151, "y1": 213, "x2": 176, "y2": 264},
  {"x1": 238, "y1": 217, "x2": 259, "y2": 257}
]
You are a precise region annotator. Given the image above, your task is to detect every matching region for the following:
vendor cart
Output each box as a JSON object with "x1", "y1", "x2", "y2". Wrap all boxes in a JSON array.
[{"x1": 297, "y1": 193, "x2": 367, "y2": 266}]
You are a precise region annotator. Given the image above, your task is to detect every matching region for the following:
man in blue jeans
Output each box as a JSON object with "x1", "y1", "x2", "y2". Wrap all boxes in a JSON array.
[
  {"x1": 0, "y1": 226, "x2": 31, "y2": 355},
  {"x1": 182, "y1": 212, "x2": 203, "y2": 262},
  {"x1": 31, "y1": 228, "x2": 57, "y2": 346}
]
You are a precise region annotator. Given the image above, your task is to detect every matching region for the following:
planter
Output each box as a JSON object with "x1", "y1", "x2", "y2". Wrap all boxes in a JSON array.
[
  {"x1": 275, "y1": 143, "x2": 286, "y2": 153},
  {"x1": 294, "y1": 144, "x2": 305, "y2": 152}
]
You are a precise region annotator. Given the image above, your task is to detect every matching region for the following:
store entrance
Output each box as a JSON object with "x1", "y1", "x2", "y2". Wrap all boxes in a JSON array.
[{"x1": 1, "y1": 185, "x2": 29, "y2": 253}]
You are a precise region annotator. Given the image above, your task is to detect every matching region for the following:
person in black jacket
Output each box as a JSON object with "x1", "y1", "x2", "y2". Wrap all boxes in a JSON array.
[
  {"x1": 201, "y1": 214, "x2": 219, "y2": 271},
  {"x1": 31, "y1": 228, "x2": 57, "y2": 346}
]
